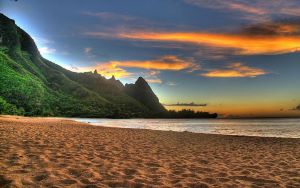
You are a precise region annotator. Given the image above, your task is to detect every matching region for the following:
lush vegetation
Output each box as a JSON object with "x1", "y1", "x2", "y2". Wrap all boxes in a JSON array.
[
  {"x1": 0, "y1": 96, "x2": 24, "y2": 115},
  {"x1": 0, "y1": 13, "x2": 217, "y2": 118}
]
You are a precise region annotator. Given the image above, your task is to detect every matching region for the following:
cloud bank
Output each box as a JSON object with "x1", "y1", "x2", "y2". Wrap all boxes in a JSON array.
[{"x1": 201, "y1": 63, "x2": 267, "y2": 78}]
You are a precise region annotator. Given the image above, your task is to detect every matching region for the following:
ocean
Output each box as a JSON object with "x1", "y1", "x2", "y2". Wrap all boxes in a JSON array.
[{"x1": 72, "y1": 118, "x2": 300, "y2": 138}]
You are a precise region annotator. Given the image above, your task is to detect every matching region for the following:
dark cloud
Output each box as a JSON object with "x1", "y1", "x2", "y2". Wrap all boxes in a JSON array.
[{"x1": 239, "y1": 18, "x2": 300, "y2": 36}]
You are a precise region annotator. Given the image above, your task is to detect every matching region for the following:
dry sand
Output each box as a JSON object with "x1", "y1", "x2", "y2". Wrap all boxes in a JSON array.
[{"x1": 0, "y1": 116, "x2": 300, "y2": 188}]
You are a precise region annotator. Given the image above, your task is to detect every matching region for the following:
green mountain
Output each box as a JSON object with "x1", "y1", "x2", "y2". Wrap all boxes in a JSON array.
[{"x1": 0, "y1": 13, "x2": 166, "y2": 118}]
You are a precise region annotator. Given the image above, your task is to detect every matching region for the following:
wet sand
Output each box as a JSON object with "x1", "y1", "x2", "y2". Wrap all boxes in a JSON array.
[{"x1": 0, "y1": 116, "x2": 300, "y2": 188}]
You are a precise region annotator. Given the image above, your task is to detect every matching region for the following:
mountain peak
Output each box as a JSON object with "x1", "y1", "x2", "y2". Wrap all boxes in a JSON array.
[
  {"x1": 136, "y1": 77, "x2": 148, "y2": 85},
  {"x1": 125, "y1": 77, "x2": 166, "y2": 113},
  {"x1": 0, "y1": 13, "x2": 39, "y2": 56},
  {"x1": 110, "y1": 75, "x2": 116, "y2": 81}
]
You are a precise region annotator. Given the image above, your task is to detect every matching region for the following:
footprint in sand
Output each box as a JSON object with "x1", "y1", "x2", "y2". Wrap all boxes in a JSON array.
[
  {"x1": 0, "y1": 175, "x2": 12, "y2": 188},
  {"x1": 34, "y1": 173, "x2": 48, "y2": 181},
  {"x1": 60, "y1": 179, "x2": 77, "y2": 185}
]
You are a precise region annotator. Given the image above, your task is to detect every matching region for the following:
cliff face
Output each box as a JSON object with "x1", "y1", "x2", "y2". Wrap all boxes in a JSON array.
[{"x1": 0, "y1": 13, "x2": 166, "y2": 117}]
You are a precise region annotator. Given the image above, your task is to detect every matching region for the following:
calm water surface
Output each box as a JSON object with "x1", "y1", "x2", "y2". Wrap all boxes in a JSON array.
[{"x1": 71, "y1": 118, "x2": 300, "y2": 138}]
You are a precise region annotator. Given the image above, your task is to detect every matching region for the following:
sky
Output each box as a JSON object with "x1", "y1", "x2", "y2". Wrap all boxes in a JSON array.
[{"x1": 1, "y1": 0, "x2": 300, "y2": 117}]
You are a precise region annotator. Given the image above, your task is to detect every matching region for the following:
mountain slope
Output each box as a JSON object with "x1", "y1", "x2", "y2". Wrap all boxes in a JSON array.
[
  {"x1": 125, "y1": 77, "x2": 166, "y2": 113},
  {"x1": 0, "y1": 13, "x2": 166, "y2": 118}
]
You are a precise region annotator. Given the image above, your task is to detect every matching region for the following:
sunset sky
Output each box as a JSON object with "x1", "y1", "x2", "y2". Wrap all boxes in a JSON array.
[{"x1": 1, "y1": 0, "x2": 300, "y2": 117}]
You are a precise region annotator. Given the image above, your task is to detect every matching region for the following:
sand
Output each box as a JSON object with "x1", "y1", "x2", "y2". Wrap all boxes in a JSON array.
[{"x1": 0, "y1": 116, "x2": 300, "y2": 188}]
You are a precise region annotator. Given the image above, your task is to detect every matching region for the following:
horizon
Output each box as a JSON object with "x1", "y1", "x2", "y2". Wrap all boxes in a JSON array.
[{"x1": 1, "y1": 0, "x2": 300, "y2": 118}]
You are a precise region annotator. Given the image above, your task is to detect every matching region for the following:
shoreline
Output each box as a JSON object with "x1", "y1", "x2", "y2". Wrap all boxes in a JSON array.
[
  {"x1": 1, "y1": 115, "x2": 300, "y2": 187},
  {"x1": 80, "y1": 122, "x2": 300, "y2": 140},
  {"x1": 71, "y1": 116, "x2": 300, "y2": 139},
  {"x1": 2, "y1": 115, "x2": 300, "y2": 139}
]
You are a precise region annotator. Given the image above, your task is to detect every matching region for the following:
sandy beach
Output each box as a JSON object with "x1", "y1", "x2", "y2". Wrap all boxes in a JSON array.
[{"x1": 0, "y1": 116, "x2": 300, "y2": 188}]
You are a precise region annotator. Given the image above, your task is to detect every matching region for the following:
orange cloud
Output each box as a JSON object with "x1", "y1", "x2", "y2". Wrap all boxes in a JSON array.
[
  {"x1": 107, "y1": 31, "x2": 300, "y2": 55},
  {"x1": 96, "y1": 64, "x2": 132, "y2": 78},
  {"x1": 278, "y1": 24, "x2": 300, "y2": 34},
  {"x1": 201, "y1": 63, "x2": 267, "y2": 78},
  {"x1": 108, "y1": 55, "x2": 199, "y2": 71},
  {"x1": 77, "y1": 55, "x2": 199, "y2": 78},
  {"x1": 77, "y1": 62, "x2": 132, "y2": 78}
]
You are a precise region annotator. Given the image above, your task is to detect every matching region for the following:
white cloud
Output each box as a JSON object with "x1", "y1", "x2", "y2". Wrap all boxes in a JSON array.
[
  {"x1": 38, "y1": 47, "x2": 56, "y2": 55},
  {"x1": 84, "y1": 47, "x2": 92, "y2": 54},
  {"x1": 32, "y1": 37, "x2": 53, "y2": 45},
  {"x1": 167, "y1": 82, "x2": 177, "y2": 86}
]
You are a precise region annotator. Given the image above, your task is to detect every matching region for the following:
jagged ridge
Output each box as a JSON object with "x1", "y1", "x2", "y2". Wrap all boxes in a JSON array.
[{"x1": 0, "y1": 13, "x2": 166, "y2": 118}]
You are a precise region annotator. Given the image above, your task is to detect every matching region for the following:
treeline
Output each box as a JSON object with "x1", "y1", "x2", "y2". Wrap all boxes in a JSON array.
[{"x1": 154, "y1": 109, "x2": 218, "y2": 119}]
